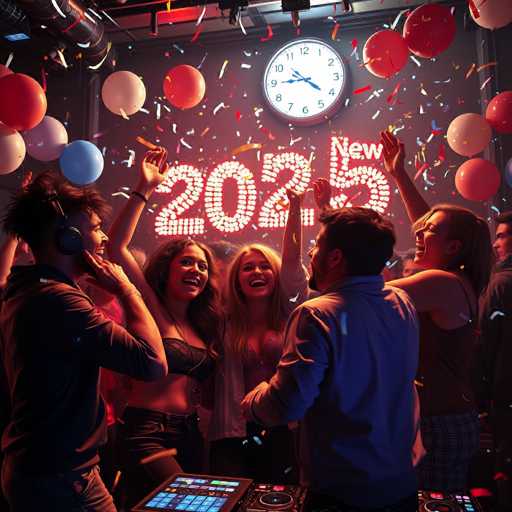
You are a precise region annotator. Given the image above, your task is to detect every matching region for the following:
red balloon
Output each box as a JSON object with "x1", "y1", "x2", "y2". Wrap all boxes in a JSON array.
[
  {"x1": 0, "y1": 64, "x2": 13, "y2": 79},
  {"x1": 455, "y1": 158, "x2": 501, "y2": 201},
  {"x1": 403, "y1": 3, "x2": 456, "y2": 58},
  {"x1": 0, "y1": 73, "x2": 47, "y2": 131},
  {"x1": 363, "y1": 30, "x2": 409, "y2": 79},
  {"x1": 163, "y1": 65, "x2": 205, "y2": 110},
  {"x1": 485, "y1": 91, "x2": 512, "y2": 134}
]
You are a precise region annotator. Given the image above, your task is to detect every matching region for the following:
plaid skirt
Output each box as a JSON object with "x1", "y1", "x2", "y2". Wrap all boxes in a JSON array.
[{"x1": 417, "y1": 411, "x2": 480, "y2": 492}]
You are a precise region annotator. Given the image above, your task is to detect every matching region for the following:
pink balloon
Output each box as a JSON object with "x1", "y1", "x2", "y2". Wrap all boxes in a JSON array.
[
  {"x1": 101, "y1": 71, "x2": 146, "y2": 116},
  {"x1": 403, "y1": 3, "x2": 456, "y2": 58},
  {"x1": 0, "y1": 64, "x2": 13, "y2": 79},
  {"x1": 455, "y1": 158, "x2": 500, "y2": 201},
  {"x1": 0, "y1": 122, "x2": 26, "y2": 175},
  {"x1": 486, "y1": 91, "x2": 512, "y2": 134},
  {"x1": 23, "y1": 115, "x2": 68, "y2": 161},
  {"x1": 470, "y1": 0, "x2": 512, "y2": 29},
  {"x1": 363, "y1": 30, "x2": 409, "y2": 79},
  {"x1": 447, "y1": 113, "x2": 491, "y2": 157}
]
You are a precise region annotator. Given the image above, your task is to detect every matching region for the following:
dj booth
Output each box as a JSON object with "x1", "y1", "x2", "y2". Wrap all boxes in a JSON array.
[{"x1": 131, "y1": 473, "x2": 484, "y2": 512}]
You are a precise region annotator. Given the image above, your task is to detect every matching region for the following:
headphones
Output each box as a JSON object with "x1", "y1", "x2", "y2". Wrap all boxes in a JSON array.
[{"x1": 46, "y1": 192, "x2": 84, "y2": 256}]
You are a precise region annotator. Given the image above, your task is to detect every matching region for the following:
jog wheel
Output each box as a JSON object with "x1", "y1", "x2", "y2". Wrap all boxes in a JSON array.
[
  {"x1": 259, "y1": 491, "x2": 294, "y2": 509},
  {"x1": 424, "y1": 501, "x2": 456, "y2": 512}
]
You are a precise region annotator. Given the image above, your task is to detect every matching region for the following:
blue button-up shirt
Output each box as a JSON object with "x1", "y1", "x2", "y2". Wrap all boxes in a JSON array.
[{"x1": 244, "y1": 276, "x2": 419, "y2": 508}]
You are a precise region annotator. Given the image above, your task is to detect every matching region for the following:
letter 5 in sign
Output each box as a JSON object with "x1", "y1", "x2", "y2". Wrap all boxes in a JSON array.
[{"x1": 263, "y1": 37, "x2": 347, "y2": 126}]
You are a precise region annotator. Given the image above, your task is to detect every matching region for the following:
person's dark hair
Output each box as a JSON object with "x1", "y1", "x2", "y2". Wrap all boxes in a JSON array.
[
  {"x1": 495, "y1": 211, "x2": 512, "y2": 227},
  {"x1": 3, "y1": 170, "x2": 110, "y2": 253},
  {"x1": 144, "y1": 239, "x2": 223, "y2": 354},
  {"x1": 412, "y1": 204, "x2": 493, "y2": 295},
  {"x1": 208, "y1": 240, "x2": 239, "y2": 265},
  {"x1": 319, "y1": 207, "x2": 395, "y2": 276}
]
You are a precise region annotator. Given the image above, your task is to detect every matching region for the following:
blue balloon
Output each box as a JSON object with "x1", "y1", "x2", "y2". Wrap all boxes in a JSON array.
[
  {"x1": 59, "y1": 140, "x2": 104, "y2": 186},
  {"x1": 506, "y1": 157, "x2": 512, "y2": 189}
]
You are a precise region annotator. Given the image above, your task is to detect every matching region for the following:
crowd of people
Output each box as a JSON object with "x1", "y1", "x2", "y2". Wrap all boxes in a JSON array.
[{"x1": 0, "y1": 131, "x2": 510, "y2": 512}]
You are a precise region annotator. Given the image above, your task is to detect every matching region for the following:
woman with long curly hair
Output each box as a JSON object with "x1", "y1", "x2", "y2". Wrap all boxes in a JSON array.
[{"x1": 108, "y1": 148, "x2": 223, "y2": 508}]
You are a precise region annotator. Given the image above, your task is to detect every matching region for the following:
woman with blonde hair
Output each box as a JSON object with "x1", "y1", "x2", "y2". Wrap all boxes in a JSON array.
[
  {"x1": 209, "y1": 191, "x2": 309, "y2": 483},
  {"x1": 380, "y1": 130, "x2": 493, "y2": 491},
  {"x1": 108, "y1": 148, "x2": 223, "y2": 508}
]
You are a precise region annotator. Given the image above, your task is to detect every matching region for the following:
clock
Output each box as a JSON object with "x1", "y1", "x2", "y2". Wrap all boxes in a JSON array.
[{"x1": 262, "y1": 37, "x2": 348, "y2": 126}]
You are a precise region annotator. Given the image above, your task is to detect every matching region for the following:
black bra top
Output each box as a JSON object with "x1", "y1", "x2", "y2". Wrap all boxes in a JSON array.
[{"x1": 162, "y1": 337, "x2": 215, "y2": 382}]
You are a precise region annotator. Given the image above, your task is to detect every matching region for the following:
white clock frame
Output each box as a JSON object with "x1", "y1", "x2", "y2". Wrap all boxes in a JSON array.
[{"x1": 262, "y1": 37, "x2": 348, "y2": 126}]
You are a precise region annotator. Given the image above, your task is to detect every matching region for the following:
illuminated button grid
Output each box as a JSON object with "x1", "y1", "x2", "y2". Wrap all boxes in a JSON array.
[{"x1": 145, "y1": 492, "x2": 228, "y2": 511}]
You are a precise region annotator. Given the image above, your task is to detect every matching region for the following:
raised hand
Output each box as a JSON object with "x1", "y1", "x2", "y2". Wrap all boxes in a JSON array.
[
  {"x1": 313, "y1": 178, "x2": 332, "y2": 211},
  {"x1": 285, "y1": 187, "x2": 304, "y2": 210},
  {"x1": 380, "y1": 130, "x2": 405, "y2": 178},
  {"x1": 138, "y1": 147, "x2": 170, "y2": 191}
]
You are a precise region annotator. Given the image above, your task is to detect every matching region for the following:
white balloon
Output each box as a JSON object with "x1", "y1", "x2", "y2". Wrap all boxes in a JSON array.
[
  {"x1": 101, "y1": 71, "x2": 146, "y2": 116},
  {"x1": 470, "y1": 0, "x2": 512, "y2": 29},
  {"x1": 0, "y1": 122, "x2": 26, "y2": 175},
  {"x1": 23, "y1": 115, "x2": 68, "y2": 161},
  {"x1": 447, "y1": 113, "x2": 491, "y2": 157}
]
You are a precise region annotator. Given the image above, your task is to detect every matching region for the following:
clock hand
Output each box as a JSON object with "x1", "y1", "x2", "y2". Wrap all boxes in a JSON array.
[{"x1": 292, "y1": 68, "x2": 321, "y2": 91}]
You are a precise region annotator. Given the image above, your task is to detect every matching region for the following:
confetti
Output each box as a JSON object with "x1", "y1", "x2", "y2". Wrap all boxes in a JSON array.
[
  {"x1": 172, "y1": 44, "x2": 184, "y2": 54},
  {"x1": 477, "y1": 61, "x2": 497, "y2": 73},
  {"x1": 196, "y1": 4, "x2": 207, "y2": 24},
  {"x1": 213, "y1": 102, "x2": 227, "y2": 115},
  {"x1": 136, "y1": 136, "x2": 158, "y2": 150},
  {"x1": 289, "y1": 292, "x2": 300, "y2": 303},
  {"x1": 391, "y1": 9, "x2": 408, "y2": 30},
  {"x1": 112, "y1": 191, "x2": 130, "y2": 199},
  {"x1": 41, "y1": 67, "x2": 47, "y2": 93},
  {"x1": 372, "y1": 110, "x2": 381, "y2": 120},
  {"x1": 232, "y1": 143, "x2": 262, "y2": 155},
  {"x1": 341, "y1": 312, "x2": 348, "y2": 335},
  {"x1": 490, "y1": 311, "x2": 505, "y2": 320},
  {"x1": 386, "y1": 82, "x2": 401, "y2": 104},
  {"x1": 468, "y1": 0, "x2": 480, "y2": 19},
  {"x1": 241, "y1": 63, "x2": 252, "y2": 69},
  {"x1": 410, "y1": 55, "x2": 421, "y2": 67},
  {"x1": 88, "y1": 41, "x2": 112, "y2": 70},
  {"x1": 480, "y1": 76, "x2": 492, "y2": 90},
  {"x1": 260, "y1": 24, "x2": 274, "y2": 42},
  {"x1": 180, "y1": 138, "x2": 192, "y2": 149},
  {"x1": 465, "y1": 63, "x2": 476, "y2": 79},
  {"x1": 5, "y1": 52, "x2": 13, "y2": 68},
  {"x1": 197, "y1": 52, "x2": 208, "y2": 69},
  {"x1": 200, "y1": 127, "x2": 210, "y2": 137},
  {"x1": 331, "y1": 22, "x2": 340, "y2": 41},
  {"x1": 353, "y1": 85, "x2": 372, "y2": 95},
  {"x1": 140, "y1": 449, "x2": 177, "y2": 465},
  {"x1": 190, "y1": 26, "x2": 202, "y2": 42},
  {"x1": 414, "y1": 163, "x2": 429, "y2": 181},
  {"x1": 218, "y1": 59, "x2": 229, "y2": 79},
  {"x1": 119, "y1": 108, "x2": 129, "y2": 120}
]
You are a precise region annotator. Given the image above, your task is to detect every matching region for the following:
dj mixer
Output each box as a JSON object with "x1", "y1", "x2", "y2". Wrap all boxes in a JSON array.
[{"x1": 132, "y1": 473, "x2": 485, "y2": 512}]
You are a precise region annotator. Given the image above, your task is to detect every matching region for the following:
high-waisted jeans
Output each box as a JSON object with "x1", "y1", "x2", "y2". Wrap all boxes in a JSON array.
[{"x1": 118, "y1": 406, "x2": 204, "y2": 509}]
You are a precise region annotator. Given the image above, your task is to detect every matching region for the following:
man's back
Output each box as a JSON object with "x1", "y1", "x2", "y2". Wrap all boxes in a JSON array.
[{"x1": 296, "y1": 277, "x2": 419, "y2": 506}]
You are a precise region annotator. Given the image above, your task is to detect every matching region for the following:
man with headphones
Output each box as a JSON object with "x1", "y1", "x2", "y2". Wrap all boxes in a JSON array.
[{"x1": 0, "y1": 170, "x2": 168, "y2": 511}]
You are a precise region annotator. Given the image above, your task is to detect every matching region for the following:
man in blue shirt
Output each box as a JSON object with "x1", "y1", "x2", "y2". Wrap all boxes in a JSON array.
[{"x1": 242, "y1": 207, "x2": 420, "y2": 511}]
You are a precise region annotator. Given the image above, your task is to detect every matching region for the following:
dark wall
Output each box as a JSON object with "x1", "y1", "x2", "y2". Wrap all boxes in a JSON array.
[{"x1": 2, "y1": 8, "x2": 512, "y2": 255}]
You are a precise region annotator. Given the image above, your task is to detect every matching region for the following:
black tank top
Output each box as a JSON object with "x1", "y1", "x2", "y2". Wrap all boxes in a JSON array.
[
  {"x1": 162, "y1": 337, "x2": 215, "y2": 382},
  {"x1": 416, "y1": 278, "x2": 477, "y2": 416}
]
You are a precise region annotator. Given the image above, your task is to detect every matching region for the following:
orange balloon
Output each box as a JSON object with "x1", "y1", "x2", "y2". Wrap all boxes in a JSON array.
[
  {"x1": 0, "y1": 73, "x2": 47, "y2": 131},
  {"x1": 455, "y1": 158, "x2": 500, "y2": 201},
  {"x1": 363, "y1": 30, "x2": 409, "y2": 79},
  {"x1": 163, "y1": 65, "x2": 205, "y2": 110}
]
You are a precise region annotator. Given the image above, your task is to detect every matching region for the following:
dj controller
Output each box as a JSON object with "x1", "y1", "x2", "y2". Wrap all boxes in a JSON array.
[{"x1": 132, "y1": 473, "x2": 485, "y2": 512}]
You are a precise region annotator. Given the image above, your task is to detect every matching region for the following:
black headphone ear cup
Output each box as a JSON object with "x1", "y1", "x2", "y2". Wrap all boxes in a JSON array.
[{"x1": 56, "y1": 226, "x2": 83, "y2": 256}]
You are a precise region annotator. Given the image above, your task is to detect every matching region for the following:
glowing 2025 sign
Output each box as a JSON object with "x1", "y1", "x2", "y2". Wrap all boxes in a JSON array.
[{"x1": 154, "y1": 136, "x2": 391, "y2": 236}]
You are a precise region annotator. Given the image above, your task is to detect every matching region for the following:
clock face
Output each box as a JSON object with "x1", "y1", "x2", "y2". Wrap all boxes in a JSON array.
[{"x1": 263, "y1": 38, "x2": 347, "y2": 126}]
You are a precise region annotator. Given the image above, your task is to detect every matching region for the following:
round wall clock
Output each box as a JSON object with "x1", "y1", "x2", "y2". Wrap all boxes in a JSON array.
[{"x1": 262, "y1": 37, "x2": 348, "y2": 126}]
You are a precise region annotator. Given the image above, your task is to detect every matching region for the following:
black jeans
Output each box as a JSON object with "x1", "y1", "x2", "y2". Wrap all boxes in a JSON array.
[
  {"x1": 210, "y1": 422, "x2": 298, "y2": 484},
  {"x1": 1, "y1": 462, "x2": 116, "y2": 512},
  {"x1": 118, "y1": 406, "x2": 204, "y2": 509}
]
